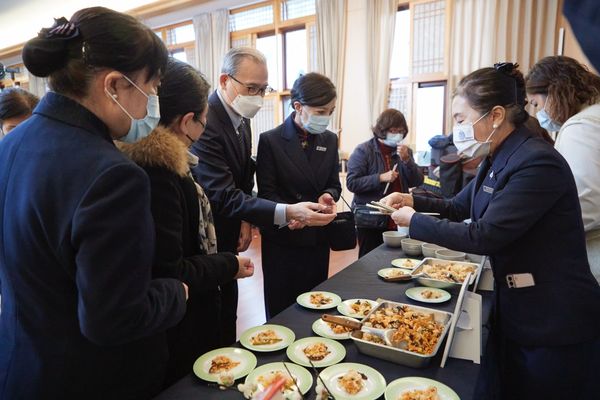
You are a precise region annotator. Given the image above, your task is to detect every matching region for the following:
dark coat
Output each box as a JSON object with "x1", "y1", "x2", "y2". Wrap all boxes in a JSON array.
[
  {"x1": 190, "y1": 91, "x2": 276, "y2": 253},
  {"x1": 346, "y1": 137, "x2": 423, "y2": 206},
  {"x1": 409, "y1": 125, "x2": 600, "y2": 346},
  {"x1": 0, "y1": 92, "x2": 186, "y2": 399},
  {"x1": 256, "y1": 114, "x2": 341, "y2": 247},
  {"x1": 119, "y1": 127, "x2": 239, "y2": 385}
]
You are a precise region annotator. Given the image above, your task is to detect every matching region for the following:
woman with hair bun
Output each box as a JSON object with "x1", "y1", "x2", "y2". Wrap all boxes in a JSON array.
[
  {"x1": 382, "y1": 63, "x2": 600, "y2": 399},
  {"x1": 0, "y1": 7, "x2": 187, "y2": 399},
  {"x1": 526, "y1": 55, "x2": 600, "y2": 282},
  {"x1": 0, "y1": 87, "x2": 39, "y2": 137}
]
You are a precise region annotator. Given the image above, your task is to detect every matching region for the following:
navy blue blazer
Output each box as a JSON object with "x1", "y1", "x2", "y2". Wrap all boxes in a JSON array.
[
  {"x1": 191, "y1": 91, "x2": 276, "y2": 253},
  {"x1": 409, "y1": 126, "x2": 600, "y2": 346},
  {"x1": 0, "y1": 93, "x2": 186, "y2": 399},
  {"x1": 256, "y1": 114, "x2": 341, "y2": 247},
  {"x1": 347, "y1": 137, "x2": 423, "y2": 206}
]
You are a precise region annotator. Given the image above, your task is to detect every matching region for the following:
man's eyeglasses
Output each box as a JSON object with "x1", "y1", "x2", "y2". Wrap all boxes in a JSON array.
[
  {"x1": 193, "y1": 113, "x2": 206, "y2": 128},
  {"x1": 228, "y1": 74, "x2": 274, "y2": 96}
]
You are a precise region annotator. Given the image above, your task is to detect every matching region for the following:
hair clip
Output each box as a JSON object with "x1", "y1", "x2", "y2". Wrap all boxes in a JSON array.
[{"x1": 39, "y1": 17, "x2": 80, "y2": 40}]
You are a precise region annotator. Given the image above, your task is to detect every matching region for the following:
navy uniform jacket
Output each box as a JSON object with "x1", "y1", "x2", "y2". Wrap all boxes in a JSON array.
[
  {"x1": 347, "y1": 137, "x2": 424, "y2": 205},
  {"x1": 256, "y1": 114, "x2": 341, "y2": 247},
  {"x1": 191, "y1": 91, "x2": 276, "y2": 253},
  {"x1": 409, "y1": 126, "x2": 600, "y2": 346},
  {"x1": 0, "y1": 93, "x2": 186, "y2": 399}
]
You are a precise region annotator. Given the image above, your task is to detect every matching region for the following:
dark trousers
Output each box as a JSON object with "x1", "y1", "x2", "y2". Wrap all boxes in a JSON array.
[
  {"x1": 262, "y1": 238, "x2": 330, "y2": 319},
  {"x1": 357, "y1": 227, "x2": 387, "y2": 258},
  {"x1": 218, "y1": 280, "x2": 238, "y2": 346}
]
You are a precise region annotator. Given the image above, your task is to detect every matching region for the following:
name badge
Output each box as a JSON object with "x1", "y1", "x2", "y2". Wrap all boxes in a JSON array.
[
  {"x1": 316, "y1": 146, "x2": 327, "y2": 152},
  {"x1": 483, "y1": 185, "x2": 494, "y2": 194}
]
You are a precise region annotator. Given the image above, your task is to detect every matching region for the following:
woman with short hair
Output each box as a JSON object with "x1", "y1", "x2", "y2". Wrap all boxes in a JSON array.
[{"x1": 0, "y1": 87, "x2": 39, "y2": 137}]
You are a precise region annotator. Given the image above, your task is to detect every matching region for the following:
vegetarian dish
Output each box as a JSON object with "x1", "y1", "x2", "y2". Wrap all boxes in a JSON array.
[
  {"x1": 387, "y1": 269, "x2": 407, "y2": 278},
  {"x1": 349, "y1": 300, "x2": 373, "y2": 316},
  {"x1": 421, "y1": 262, "x2": 476, "y2": 283},
  {"x1": 310, "y1": 293, "x2": 332, "y2": 307},
  {"x1": 327, "y1": 322, "x2": 354, "y2": 335},
  {"x1": 250, "y1": 329, "x2": 283, "y2": 346},
  {"x1": 399, "y1": 386, "x2": 440, "y2": 400},
  {"x1": 303, "y1": 342, "x2": 331, "y2": 361},
  {"x1": 209, "y1": 355, "x2": 240, "y2": 374},
  {"x1": 337, "y1": 370, "x2": 367, "y2": 395},
  {"x1": 421, "y1": 289, "x2": 442, "y2": 299}
]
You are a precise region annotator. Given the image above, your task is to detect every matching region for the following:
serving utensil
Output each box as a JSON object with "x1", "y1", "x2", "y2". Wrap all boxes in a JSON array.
[
  {"x1": 321, "y1": 315, "x2": 408, "y2": 350},
  {"x1": 282, "y1": 361, "x2": 304, "y2": 400},
  {"x1": 308, "y1": 359, "x2": 336, "y2": 400}
]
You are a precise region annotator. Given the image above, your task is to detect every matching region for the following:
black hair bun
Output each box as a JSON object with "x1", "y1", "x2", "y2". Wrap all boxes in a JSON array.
[{"x1": 22, "y1": 37, "x2": 70, "y2": 77}]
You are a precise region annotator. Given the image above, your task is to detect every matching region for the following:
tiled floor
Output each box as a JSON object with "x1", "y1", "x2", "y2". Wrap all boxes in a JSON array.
[{"x1": 236, "y1": 228, "x2": 359, "y2": 338}]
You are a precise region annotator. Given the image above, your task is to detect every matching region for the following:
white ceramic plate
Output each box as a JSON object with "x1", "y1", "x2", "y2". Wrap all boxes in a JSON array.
[
  {"x1": 318, "y1": 362, "x2": 386, "y2": 400},
  {"x1": 193, "y1": 347, "x2": 257, "y2": 383},
  {"x1": 296, "y1": 291, "x2": 342, "y2": 310},
  {"x1": 390, "y1": 258, "x2": 421, "y2": 270},
  {"x1": 244, "y1": 362, "x2": 313, "y2": 395},
  {"x1": 286, "y1": 336, "x2": 346, "y2": 368},
  {"x1": 405, "y1": 286, "x2": 451, "y2": 304},
  {"x1": 239, "y1": 324, "x2": 296, "y2": 352},
  {"x1": 337, "y1": 299, "x2": 378, "y2": 318},
  {"x1": 377, "y1": 267, "x2": 410, "y2": 280},
  {"x1": 312, "y1": 316, "x2": 359, "y2": 340},
  {"x1": 385, "y1": 377, "x2": 459, "y2": 400}
]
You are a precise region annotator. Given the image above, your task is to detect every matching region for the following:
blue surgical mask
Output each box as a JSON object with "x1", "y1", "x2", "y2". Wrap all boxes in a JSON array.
[
  {"x1": 382, "y1": 132, "x2": 403, "y2": 147},
  {"x1": 303, "y1": 113, "x2": 331, "y2": 135},
  {"x1": 108, "y1": 75, "x2": 160, "y2": 143},
  {"x1": 453, "y1": 111, "x2": 495, "y2": 159},
  {"x1": 536, "y1": 105, "x2": 562, "y2": 132}
]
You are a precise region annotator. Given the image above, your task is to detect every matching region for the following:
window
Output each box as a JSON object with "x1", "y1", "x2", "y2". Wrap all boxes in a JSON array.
[
  {"x1": 229, "y1": 0, "x2": 316, "y2": 155},
  {"x1": 388, "y1": 1, "x2": 449, "y2": 161},
  {"x1": 154, "y1": 21, "x2": 197, "y2": 68}
]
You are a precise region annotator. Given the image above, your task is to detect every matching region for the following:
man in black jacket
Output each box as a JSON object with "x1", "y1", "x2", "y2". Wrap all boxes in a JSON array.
[{"x1": 191, "y1": 47, "x2": 335, "y2": 343}]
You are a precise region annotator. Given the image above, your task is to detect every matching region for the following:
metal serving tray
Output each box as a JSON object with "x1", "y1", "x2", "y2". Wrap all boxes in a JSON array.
[
  {"x1": 413, "y1": 257, "x2": 481, "y2": 289},
  {"x1": 350, "y1": 301, "x2": 452, "y2": 368}
]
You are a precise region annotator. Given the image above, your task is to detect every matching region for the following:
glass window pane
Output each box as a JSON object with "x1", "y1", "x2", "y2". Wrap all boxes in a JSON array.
[
  {"x1": 281, "y1": 0, "x2": 316, "y2": 20},
  {"x1": 166, "y1": 24, "x2": 195, "y2": 46},
  {"x1": 285, "y1": 29, "x2": 307, "y2": 89},
  {"x1": 252, "y1": 97, "x2": 277, "y2": 155},
  {"x1": 388, "y1": 80, "x2": 410, "y2": 117},
  {"x1": 390, "y1": 9, "x2": 410, "y2": 79},
  {"x1": 229, "y1": 5, "x2": 274, "y2": 32},
  {"x1": 414, "y1": 84, "x2": 445, "y2": 152},
  {"x1": 413, "y1": 0, "x2": 445, "y2": 75},
  {"x1": 308, "y1": 24, "x2": 318, "y2": 72},
  {"x1": 281, "y1": 96, "x2": 294, "y2": 120},
  {"x1": 171, "y1": 50, "x2": 187, "y2": 64},
  {"x1": 256, "y1": 35, "x2": 279, "y2": 91}
]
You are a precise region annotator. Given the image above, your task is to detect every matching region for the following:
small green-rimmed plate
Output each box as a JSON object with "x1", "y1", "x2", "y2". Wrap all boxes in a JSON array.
[
  {"x1": 391, "y1": 258, "x2": 421, "y2": 270},
  {"x1": 385, "y1": 377, "x2": 459, "y2": 400},
  {"x1": 286, "y1": 336, "x2": 346, "y2": 367},
  {"x1": 296, "y1": 291, "x2": 342, "y2": 310},
  {"x1": 318, "y1": 362, "x2": 386, "y2": 400},
  {"x1": 239, "y1": 324, "x2": 295, "y2": 352},
  {"x1": 312, "y1": 316, "x2": 359, "y2": 340},
  {"x1": 244, "y1": 362, "x2": 313, "y2": 395},
  {"x1": 193, "y1": 347, "x2": 257, "y2": 383},
  {"x1": 377, "y1": 267, "x2": 410, "y2": 280},
  {"x1": 337, "y1": 299, "x2": 378, "y2": 318},
  {"x1": 405, "y1": 286, "x2": 451, "y2": 304}
]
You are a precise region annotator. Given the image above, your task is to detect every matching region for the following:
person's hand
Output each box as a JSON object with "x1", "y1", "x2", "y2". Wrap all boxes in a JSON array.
[
  {"x1": 287, "y1": 219, "x2": 307, "y2": 230},
  {"x1": 380, "y1": 192, "x2": 413, "y2": 209},
  {"x1": 236, "y1": 221, "x2": 252, "y2": 252},
  {"x1": 286, "y1": 202, "x2": 336, "y2": 226},
  {"x1": 398, "y1": 144, "x2": 410, "y2": 162},
  {"x1": 182, "y1": 282, "x2": 189, "y2": 300},
  {"x1": 234, "y1": 256, "x2": 255, "y2": 279},
  {"x1": 318, "y1": 193, "x2": 337, "y2": 214},
  {"x1": 391, "y1": 206, "x2": 416, "y2": 227},
  {"x1": 379, "y1": 169, "x2": 399, "y2": 183}
]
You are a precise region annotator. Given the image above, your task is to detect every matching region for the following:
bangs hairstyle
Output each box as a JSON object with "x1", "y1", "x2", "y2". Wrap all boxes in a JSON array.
[
  {"x1": 372, "y1": 108, "x2": 407, "y2": 139},
  {"x1": 526, "y1": 56, "x2": 600, "y2": 124},
  {"x1": 158, "y1": 58, "x2": 211, "y2": 127},
  {"x1": 23, "y1": 7, "x2": 168, "y2": 99},
  {"x1": 453, "y1": 63, "x2": 529, "y2": 126},
  {"x1": 290, "y1": 72, "x2": 336, "y2": 107}
]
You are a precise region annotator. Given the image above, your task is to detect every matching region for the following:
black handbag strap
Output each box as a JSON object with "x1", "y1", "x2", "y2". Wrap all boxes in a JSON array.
[{"x1": 339, "y1": 195, "x2": 352, "y2": 210}]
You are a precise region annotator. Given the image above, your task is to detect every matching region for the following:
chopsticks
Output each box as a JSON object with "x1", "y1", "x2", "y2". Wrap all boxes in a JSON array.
[
  {"x1": 308, "y1": 359, "x2": 335, "y2": 400},
  {"x1": 282, "y1": 361, "x2": 304, "y2": 400},
  {"x1": 382, "y1": 163, "x2": 398, "y2": 195}
]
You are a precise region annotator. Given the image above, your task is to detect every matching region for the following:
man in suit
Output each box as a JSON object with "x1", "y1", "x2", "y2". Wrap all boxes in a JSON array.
[{"x1": 190, "y1": 47, "x2": 335, "y2": 344}]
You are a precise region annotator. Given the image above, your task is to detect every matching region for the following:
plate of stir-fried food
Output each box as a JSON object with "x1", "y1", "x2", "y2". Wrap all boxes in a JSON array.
[
  {"x1": 312, "y1": 316, "x2": 360, "y2": 340},
  {"x1": 193, "y1": 347, "x2": 257, "y2": 383},
  {"x1": 317, "y1": 362, "x2": 386, "y2": 400},
  {"x1": 286, "y1": 337, "x2": 346, "y2": 367},
  {"x1": 337, "y1": 299, "x2": 379, "y2": 318},
  {"x1": 239, "y1": 324, "x2": 296, "y2": 352},
  {"x1": 241, "y1": 362, "x2": 313, "y2": 398},
  {"x1": 384, "y1": 377, "x2": 459, "y2": 400},
  {"x1": 296, "y1": 291, "x2": 342, "y2": 310}
]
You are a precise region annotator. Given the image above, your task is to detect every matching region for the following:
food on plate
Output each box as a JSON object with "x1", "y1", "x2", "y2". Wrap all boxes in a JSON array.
[
  {"x1": 337, "y1": 370, "x2": 367, "y2": 395},
  {"x1": 421, "y1": 289, "x2": 442, "y2": 299},
  {"x1": 363, "y1": 305, "x2": 444, "y2": 354},
  {"x1": 362, "y1": 332, "x2": 386, "y2": 344},
  {"x1": 209, "y1": 355, "x2": 240, "y2": 374},
  {"x1": 349, "y1": 299, "x2": 373, "y2": 316},
  {"x1": 387, "y1": 269, "x2": 407, "y2": 278},
  {"x1": 421, "y1": 262, "x2": 476, "y2": 283},
  {"x1": 327, "y1": 322, "x2": 354, "y2": 335},
  {"x1": 402, "y1": 259, "x2": 416, "y2": 268},
  {"x1": 310, "y1": 292, "x2": 332, "y2": 306},
  {"x1": 250, "y1": 329, "x2": 282, "y2": 346},
  {"x1": 257, "y1": 371, "x2": 295, "y2": 392},
  {"x1": 399, "y1": 386, "x2": 440, "y2": 400},
  {"x1": 303, "y1": 342, "x2": 331, "y2": 361}
]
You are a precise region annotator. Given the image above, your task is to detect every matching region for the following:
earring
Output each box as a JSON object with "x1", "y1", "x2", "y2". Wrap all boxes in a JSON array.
[
  {"x1": 492, "y1": 124, "x2": 498, "y2": 128},
  {"x1": 112, "y1": 93, "x2": 118, "y2": 99}
]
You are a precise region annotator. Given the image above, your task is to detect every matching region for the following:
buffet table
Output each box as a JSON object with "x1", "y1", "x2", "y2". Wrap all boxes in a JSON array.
[{"x1": 155, "y1": 245, "x2": 493, "y2": 399}]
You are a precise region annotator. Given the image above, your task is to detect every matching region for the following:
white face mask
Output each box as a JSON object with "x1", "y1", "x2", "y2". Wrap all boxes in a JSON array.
[
  {"x1": 231, "y1": 94, "x2": 263, "y2": 119},
  {"x1": 382, "y1": 132, "x2": 405, "y2": 147},
  {"x1": 452, "y1": 111, "x2": 496, "y2": 159}
]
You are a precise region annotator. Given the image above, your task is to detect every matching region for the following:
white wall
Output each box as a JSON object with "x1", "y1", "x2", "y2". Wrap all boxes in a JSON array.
[{"x1": 338, "y1": 0, "x2": 371, "y2": 157}]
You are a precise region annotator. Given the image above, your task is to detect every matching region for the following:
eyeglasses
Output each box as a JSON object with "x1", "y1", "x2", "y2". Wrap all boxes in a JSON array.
[
  {"x1": 193, "y1": 113, "x2": 206, "y2": 128},
  {"x1": 228, "y1": 74, "x2": 274, "y2": 96}
]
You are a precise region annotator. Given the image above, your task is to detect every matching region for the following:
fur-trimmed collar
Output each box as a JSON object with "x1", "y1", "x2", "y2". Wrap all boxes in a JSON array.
[{"x1": 117, "y1": 126, "x2": 190, "y2": 177}]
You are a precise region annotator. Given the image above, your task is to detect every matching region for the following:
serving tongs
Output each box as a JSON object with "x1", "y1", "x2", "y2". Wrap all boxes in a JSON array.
[
  {"x1": 321, "y1": 314, "x2": 408, "y2": 350},
  {"x1": 368, "y1": 201, "x2": 441, "y2": 216}
]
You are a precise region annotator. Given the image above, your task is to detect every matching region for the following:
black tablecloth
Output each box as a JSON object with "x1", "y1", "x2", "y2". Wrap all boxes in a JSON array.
[{"x1": 155, "y1": 245, "x2": 493, "y2": 399}]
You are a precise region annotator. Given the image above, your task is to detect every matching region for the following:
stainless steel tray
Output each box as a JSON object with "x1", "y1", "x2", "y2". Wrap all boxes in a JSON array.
[
  {"x1": 350, "y1": 301, "x2": 452, "y2": 368},
  {"x1": 413, "y1": 257, "x2": 481, "y2": 289}
]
